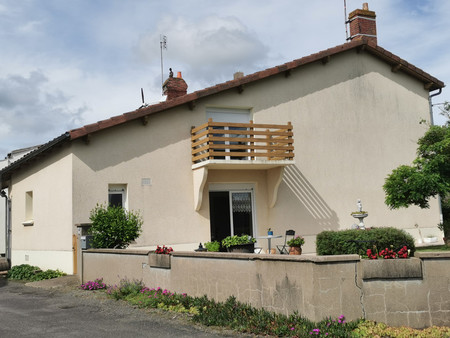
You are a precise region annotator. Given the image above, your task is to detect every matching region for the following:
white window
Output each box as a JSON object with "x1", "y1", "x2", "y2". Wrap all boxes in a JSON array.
[
  {"x1": 108, "y1": 184, "x2": 127, "y2": 209},
  {"x1": 23, "y1": 191, "x2": 34, "y2": 226}
]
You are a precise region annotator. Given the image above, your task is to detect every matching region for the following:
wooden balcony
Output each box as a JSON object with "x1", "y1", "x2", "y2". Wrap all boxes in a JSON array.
[
  {"x1": 191, "y1": 119, "x2": 294, "y2": 167},
  {"x1": 191, "y1": 119, "x2": 295, "y2": 211}
]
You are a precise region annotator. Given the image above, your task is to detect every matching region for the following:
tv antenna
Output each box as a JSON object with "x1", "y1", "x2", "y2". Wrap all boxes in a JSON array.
[
  {"x1": 344, "y1": 0, "x2": 349, "y2": 40},
  {"x1": 160, "y1": 34, "x2": 167, "y2": 95}
]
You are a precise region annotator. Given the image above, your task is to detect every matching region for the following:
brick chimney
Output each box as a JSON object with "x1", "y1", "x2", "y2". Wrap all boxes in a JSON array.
[
  {"x1": 163, "y1": 70, "x2": 188, "y2": 100},
  {"x1": 348, "y1": 3, "x2": 377, "y2": 44}
]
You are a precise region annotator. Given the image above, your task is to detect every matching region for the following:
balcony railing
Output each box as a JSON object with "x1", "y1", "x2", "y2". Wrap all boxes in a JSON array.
[{"x1": 191, "y1": 119, "x2": 294, "y2": 164}]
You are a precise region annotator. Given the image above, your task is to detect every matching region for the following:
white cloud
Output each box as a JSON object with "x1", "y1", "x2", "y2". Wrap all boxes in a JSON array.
[
  {"x1": 0, "y1": 71, "x2": 86, "y2": 154},
  {"x1": 135, "y1": 15, "x2": 269, "y2": 86}
]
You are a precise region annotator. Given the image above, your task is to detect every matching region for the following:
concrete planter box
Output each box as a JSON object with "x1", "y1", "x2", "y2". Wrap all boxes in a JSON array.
[
  {"x1": 226, "y1": 243, "x2": 255, "y2": 253},
  {"x1": 361, "y1": 257, "x2": 422, "y2": 279},
  {"x1": 149, "y1": 254, "x2": 171, "y2": 269}
]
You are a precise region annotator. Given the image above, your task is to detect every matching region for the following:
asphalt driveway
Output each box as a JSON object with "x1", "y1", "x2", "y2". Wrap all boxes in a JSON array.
[{"x1": 0, "y1": 276, "x2": 240, "y2": 338}]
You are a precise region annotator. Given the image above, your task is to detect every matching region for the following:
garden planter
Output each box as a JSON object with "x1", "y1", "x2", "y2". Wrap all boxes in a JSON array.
[
  {"x1": 289, "y1": 246, "x2": 302, "y2": 255},
  {"x1": 227, "y1": 243, "x2": 255, "y2": 253},
  {"x1": 149, "y1": 253, "x2": 171, "y2": 269},
  {"x1": 361, "y1": 258, "x2": 422, "y2": 279}
]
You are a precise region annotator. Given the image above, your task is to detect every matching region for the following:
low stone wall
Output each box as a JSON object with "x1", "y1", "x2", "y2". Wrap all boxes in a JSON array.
[{"x1": 82, "y1": 250, "x2": 450, "y2": 328}]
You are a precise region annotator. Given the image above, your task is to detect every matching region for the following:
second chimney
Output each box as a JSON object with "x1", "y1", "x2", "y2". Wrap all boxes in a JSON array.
[
  {"x1": 163, "y1": 71, "x2": 188, "y2": 100},
  {"x1": 348, "y1": 3, "x2": 377, "y2": 44}
]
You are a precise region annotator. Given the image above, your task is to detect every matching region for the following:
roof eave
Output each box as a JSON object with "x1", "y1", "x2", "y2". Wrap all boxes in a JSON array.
[{"x1": 0, "y1": 132, "x2": 71, "y2": 188}]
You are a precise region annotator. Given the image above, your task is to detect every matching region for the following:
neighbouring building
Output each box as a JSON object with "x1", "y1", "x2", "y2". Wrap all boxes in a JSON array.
[
  {"x1": 0, "y1": 4, "x2": 445, "y2": 274},
  {"x1": 0, "y1": 146, "x2": 40, "y2": 260}
]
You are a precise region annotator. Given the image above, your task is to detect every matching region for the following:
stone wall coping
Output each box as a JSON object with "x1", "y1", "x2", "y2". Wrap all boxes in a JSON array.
[
  {"x1": 172, "y1": 251, "x2": 361, "y2": 263},
  {"x1": 84, "y1": 248, "x2": 151, "y2": 255},
  {"x1": 415, "y1": 251, "x2": 450, "y2": 259}
]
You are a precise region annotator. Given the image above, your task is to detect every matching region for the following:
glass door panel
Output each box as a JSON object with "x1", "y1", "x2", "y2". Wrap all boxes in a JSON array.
[{"x1": 231, "y1": 192, "x2": 253, "y2": 236}]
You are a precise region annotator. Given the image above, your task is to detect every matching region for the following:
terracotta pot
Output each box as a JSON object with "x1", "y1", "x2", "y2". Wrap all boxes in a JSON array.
[{"x1": 289, "y1": 246, "x2": 302, "y2": 255}]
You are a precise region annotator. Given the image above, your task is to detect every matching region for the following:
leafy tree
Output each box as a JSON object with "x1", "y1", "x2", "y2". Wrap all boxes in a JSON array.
[
  {"x1": 384, "y1": 108, "x2": 450, "y2": 209},
  {"x1": 89, "y1": 204, "x2": 143, "y2": 249}
]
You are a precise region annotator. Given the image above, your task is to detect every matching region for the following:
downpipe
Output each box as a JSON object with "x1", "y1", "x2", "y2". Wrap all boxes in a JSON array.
[{"x1": 0, "y1": 190, "x2": 11, "y2": 269}]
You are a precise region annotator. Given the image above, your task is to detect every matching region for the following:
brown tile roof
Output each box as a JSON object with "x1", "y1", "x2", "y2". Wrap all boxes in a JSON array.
[{"x1": 69, "y1": 38, "x2": 444, "y2": 141}]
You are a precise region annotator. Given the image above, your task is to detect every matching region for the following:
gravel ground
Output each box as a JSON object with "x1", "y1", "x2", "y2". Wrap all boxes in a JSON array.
[{"x1": 0, "y1": 275, "x2": 249, "y2": 338}]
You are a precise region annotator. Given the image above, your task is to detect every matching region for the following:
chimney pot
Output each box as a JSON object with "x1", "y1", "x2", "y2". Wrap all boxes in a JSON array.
[
  {"x1": 177, "y1": 71, "x2": 182, "y2": 78},
  {"x1": 362, "y1": 2, "x2": 369, "y2": 10}
]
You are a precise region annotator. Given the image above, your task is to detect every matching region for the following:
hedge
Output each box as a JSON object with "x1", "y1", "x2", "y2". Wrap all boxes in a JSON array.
[{"x1": 316, "y1": 227, "x2": 416, "y2": 256}]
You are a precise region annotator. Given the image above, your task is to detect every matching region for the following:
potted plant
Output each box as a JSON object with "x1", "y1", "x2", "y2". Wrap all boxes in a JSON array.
[
  {"x1": 222, "y1": 235, "x2": 256, "y2": 253},
  {"x1": 149, "y1": 245, "x2": 173, "y2": 269},
  {"x1": 287, "y1": 235, "x2": 305, "y2": 255},
  {"x1": 267, "y1": 228, "x2": 273, "y2": 236},
  {"x1": 204, "y1": 241, "x2": 220, "y2": 252}
]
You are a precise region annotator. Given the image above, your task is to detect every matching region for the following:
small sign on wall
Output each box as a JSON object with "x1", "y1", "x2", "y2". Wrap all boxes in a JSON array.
[{"x1": 141, "y1": 178, "x2": 152, "y2": 186}]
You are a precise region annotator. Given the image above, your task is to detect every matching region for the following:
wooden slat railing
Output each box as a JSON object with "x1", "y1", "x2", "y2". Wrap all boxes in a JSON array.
[{"x1": 191, "y1": 119, "x2": 294, "y2": 164}]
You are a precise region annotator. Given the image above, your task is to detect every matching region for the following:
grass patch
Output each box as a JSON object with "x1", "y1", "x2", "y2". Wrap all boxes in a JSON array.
[
  {"x1": 83, "y1": 278, "x2": 450, "y2": 337},
  {"x1": 416, "y1": 245, "x2": 450, "y2": 252}
]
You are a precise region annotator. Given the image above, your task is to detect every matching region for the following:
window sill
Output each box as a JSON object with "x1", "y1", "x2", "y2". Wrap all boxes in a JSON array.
[{"x1": 22, "y1": 220, "x2": 34, "y2": 226}]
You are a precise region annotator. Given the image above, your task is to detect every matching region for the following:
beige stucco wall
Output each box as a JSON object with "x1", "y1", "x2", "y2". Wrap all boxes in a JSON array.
[
  {"x1": 9, "y1": 146, "x2": 74, "y2": 273},
  {"x1": 82, "y1": 250, "x2": 450, "y2": 328}
]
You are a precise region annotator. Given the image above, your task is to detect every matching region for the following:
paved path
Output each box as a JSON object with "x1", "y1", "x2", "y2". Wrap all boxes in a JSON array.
[{"x1": 0, "y1": 276, "x2": 240, "y2": 338}]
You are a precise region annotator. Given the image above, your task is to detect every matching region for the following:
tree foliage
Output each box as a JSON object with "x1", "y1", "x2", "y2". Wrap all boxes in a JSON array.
[
  {"x1": 384, "y1": 120, "x2": 450, "y2": 209},
  {"x1": 89, "y1": 204, "x2": 143, "y2": 249}
]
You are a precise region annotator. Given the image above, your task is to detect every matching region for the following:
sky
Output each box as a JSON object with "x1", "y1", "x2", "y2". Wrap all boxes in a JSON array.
[{"x1": 1, "y1": 0, "x2": 449, "y2": 156}]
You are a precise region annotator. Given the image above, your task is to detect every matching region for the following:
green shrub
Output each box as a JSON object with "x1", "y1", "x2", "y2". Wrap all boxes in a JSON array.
[
  {"x1": 316, "y1": 227, "x2": 416, "y2": 256},
  {"x1": 7, "y1": 264, "x2": 40, "y2": 280},
  {"x1": 221, "y1": 235, "x2": 256, "y2": 248},
  {"x1": 204, "y1": 241, "x2": 220, "y2": 252},
  {"x1": 89, "y1": 204, "x2": 143, "y2": 249},
  {"x1": 106, "y1": 278, "x2": 145, "y2": 300},
  {"x1": 7, "y1": 264, "x2": 66, "y2": 281}
]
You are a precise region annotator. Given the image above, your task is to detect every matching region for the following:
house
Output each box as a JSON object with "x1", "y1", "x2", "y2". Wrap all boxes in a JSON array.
[
  {"x1": 0, "y1": 4, "x2": 444, "y2": 274},
  {"x1": 0, "y1": 145, "x2": 40, "y2": 263}
]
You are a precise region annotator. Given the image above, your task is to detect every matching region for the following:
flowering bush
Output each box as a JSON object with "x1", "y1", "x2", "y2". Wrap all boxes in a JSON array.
[
  {"x1": 287, "y1": 235, "x2": 305, "y2": 247},
  {"x1": 106, "y1": 277, "x2": 145, "y2": 299},
  {"x1": 397, "y1": 245, "x2": 409, "y2": 258},
  {"x1": 366, "y1": 245, "x2": 409, "y2": 259},
  {"x1": 155, "y1": 245, "x2": 173, "y2": 254},
  {"x1": 366, "y1": 248, "x2": 378, "y2": 260},
  {"x1": 80, "y1": 278, "x2": 107, "y2": 290},
  {"x1": 379, "y1": 247, "x2": 397, "y2": 259}
]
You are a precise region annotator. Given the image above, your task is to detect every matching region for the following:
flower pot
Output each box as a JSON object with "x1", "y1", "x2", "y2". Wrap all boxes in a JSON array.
[
  {"x1": 289, "y1": 246, "x2": 302, "y2": 255},
  {"x1": 268, "y1": 231, "x2": 273, "y2": 236},
  {"x1": 227, "y1": 243, "x2": 255, "y2": 253}
]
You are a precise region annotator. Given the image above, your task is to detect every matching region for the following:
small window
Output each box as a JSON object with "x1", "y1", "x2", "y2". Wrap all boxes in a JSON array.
[
  {"x1": 23, "y1": 191, "x2": 34, "y2": 226},
  {"x1": 108, "y1": 184, "x2": 127, "y2": 209}
]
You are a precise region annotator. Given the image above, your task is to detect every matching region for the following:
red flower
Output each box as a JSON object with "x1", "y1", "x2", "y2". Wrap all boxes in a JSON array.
[{"x1": 155, "y1": 245, "x2": 173, "y2": 254}]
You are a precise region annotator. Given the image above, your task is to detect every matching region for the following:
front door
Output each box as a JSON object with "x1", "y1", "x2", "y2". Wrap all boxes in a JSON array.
[{"x1": 209, "y1": 189, "x2": 254, "y2": 243}]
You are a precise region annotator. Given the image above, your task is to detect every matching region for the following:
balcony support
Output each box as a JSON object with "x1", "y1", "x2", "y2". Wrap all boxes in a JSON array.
[
  {"x1": 267, "y1": 167, "x2": 285, "y2": 208},
  {"x1": 193, "y1": 167, "x2": 208, "y2": 211},
  {"x1": 193, "y1": 164, "x2": 289, "y2": 211}
]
